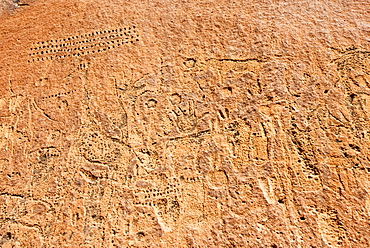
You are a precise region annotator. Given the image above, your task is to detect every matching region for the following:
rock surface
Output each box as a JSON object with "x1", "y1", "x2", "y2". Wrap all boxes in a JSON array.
[{"x1": 1, "y1": 0, "x2": 370, "y2": 247}]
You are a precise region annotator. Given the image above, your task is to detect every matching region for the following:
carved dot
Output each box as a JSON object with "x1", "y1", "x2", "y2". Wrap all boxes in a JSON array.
[
  {"x1": 184, "y1": 58, "x2": 196, "y2": 68},
  {"x1": 146, "y1": 99, "x2": 157, "y2": 108},
  {"x1": 169, "y1": 93, "x2": 181, "y2": 105}
]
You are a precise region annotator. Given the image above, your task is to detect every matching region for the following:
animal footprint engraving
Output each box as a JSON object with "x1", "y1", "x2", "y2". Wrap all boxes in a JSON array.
[{"x1": 169, "y1": 99, "x2": 197, "y2": 133}]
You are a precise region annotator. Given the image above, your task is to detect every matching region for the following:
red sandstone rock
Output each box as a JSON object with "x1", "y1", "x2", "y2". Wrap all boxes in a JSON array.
[{"x1": 1, "y1": 0, "x2": 370, "y2": 247}]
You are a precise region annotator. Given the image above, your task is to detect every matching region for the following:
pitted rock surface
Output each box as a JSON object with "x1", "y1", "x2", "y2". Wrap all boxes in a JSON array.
[{"x1": 1, "y1": 1, "x2": 370, "y2": 247}]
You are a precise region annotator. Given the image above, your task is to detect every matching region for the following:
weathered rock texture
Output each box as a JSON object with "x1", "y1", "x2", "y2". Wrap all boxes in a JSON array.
[{"x1": 1, "y1": 0, "x2": 370, "y2": 247}]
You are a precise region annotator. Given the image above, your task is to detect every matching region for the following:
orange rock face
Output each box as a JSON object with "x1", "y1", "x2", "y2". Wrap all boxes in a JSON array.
[{"x1": 1, "y1": 0, "x2": 370, "y2": 247}]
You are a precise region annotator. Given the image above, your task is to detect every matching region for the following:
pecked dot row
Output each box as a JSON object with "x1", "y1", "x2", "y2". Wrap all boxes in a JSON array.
[
  {"x1": 133, "y1": 184, "x2": 181, "y2": 194},
  {"x1": 31, "y1": 32, "x2": 139, "y2": 51},
  {"x1": 28, "y1": 39, "x2": 138, "y2": 62},
  {"x1": 41, "y1": 90, "x2": 76, "y2": 99},
  {"x1": 34, "y1": 26, "x2": 137, "y2": 45},
  {"x1": 30, "y1": 37, "x2": 139, "y2": 56},
  {"x1": 134, "y1": 188, "x2": 179, "y2": 196}
]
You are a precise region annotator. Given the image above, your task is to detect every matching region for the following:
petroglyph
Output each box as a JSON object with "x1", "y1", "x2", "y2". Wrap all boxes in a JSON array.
[
  {"x1": 2, "y1": 2, "x2": 370, "y2": 247},
  {"x1": 29, "y1": 26, "x2": 139, "y2": 62}
]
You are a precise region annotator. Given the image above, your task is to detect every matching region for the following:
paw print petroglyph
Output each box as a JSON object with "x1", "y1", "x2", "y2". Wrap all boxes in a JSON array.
[
  {"x1": 168, "y1": 95, "x2": 197, "y2": 133},
  {"x1": 111, "y1": 71, "x2": 155, "y2": 101}
]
